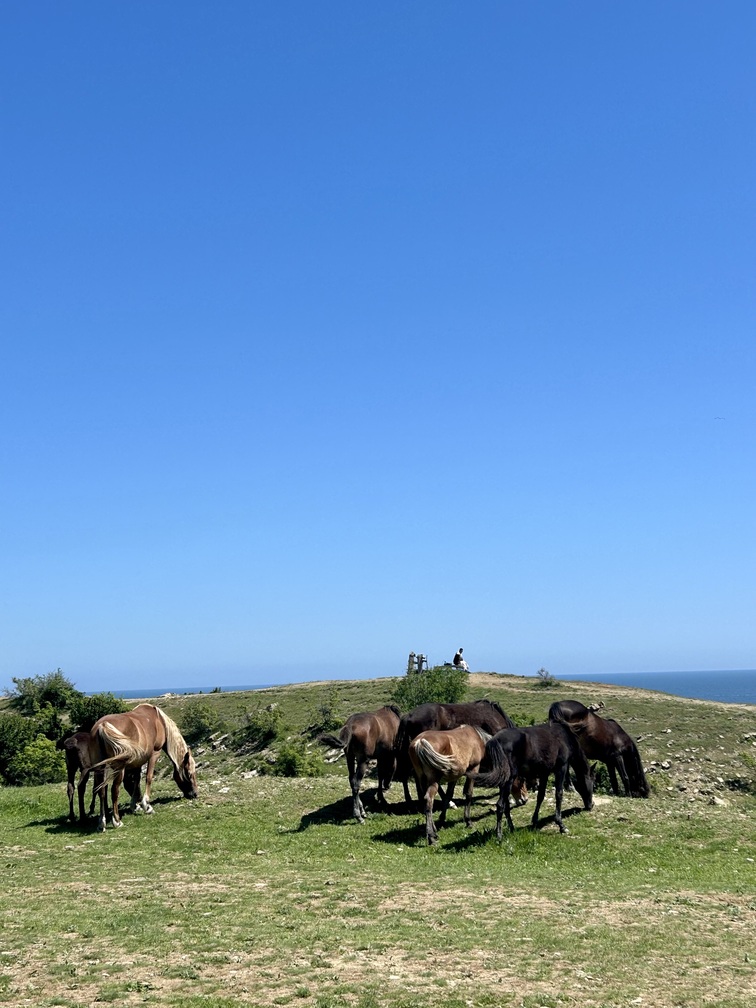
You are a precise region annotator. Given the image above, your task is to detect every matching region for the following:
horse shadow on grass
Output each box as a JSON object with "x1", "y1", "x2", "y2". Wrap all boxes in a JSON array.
[
  {"x1": 291, "y1": 789, "x2": 416, "y2": 833},
  {"x1": 23, "y1": 793, "x2": 184, "y2": 834}
]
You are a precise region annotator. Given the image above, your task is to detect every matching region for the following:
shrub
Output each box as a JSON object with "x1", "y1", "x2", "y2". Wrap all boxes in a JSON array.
[
  {"x1": 180, "y1": 700, "x2": 223, "y2": 747},
  {"x1": 9, "y1": 669, "x2": 82, "y2": 716},
  {"x1": 268, "y1": 739, "x2": 324, "y2": 778},
  {"x1": 390, "y1": 665, "x2": 468, "y2": 710},
  {"x1": 534, "y1": 667, "x2": 559, "y2": 688},
  {"x1": 0, "y1": 713, "x2": 36, "y2": 780},
  {"x1": 235, "y1": 706, "x2": 281, "y2": 753},
  {"x1": 69, "y1": 692, "x2": 129, "y2": 732},
  {"x1": 5, "y1": 736, "x2": 67, "y2": 786}
]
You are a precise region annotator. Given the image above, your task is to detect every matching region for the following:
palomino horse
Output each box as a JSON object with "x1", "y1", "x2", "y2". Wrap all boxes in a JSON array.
[
  {"x1": 409, "y1": 724, "x2": 490, "y2": 845},
  {"x1": 548, "y1": 700, "x2": 649, "y2": 798},
  {"x1": 476, "y1": 722, "x2": 595, "y2": 837},
  {"x1": 86, "y1": 704, "x2": 198, "y2": 831},
  {"x1": 394, "y1": 699, "x2": 523, "y2": 803},
  {"x1": 318, "y1": 705, "x2": 401, "y2": 822},
  {"x1": 62, "y1": 731, "x2": 141, "y2": 822}
]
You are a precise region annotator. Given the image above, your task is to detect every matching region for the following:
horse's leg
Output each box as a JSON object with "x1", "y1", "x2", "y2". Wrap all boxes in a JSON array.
[
  {"x1": 437, "y1": 780, "x2": 456, "y2": 827},
  {"x1": 530, "y1": 775, "x2": 549, "y2": 830},
  {"x1": 553, "y1": 764, "x2": 567, "y2": 833},
  {"x1": 138, "y1": 754, "x2": 158, "y2": 813},
  {"x1": 350, "y1": 756, "x2": 368, "y2": 822},
  {"x1": 94, "y1": 768, "x2": 107, "y2": 832},
  {"x1": 110, "y1": 769, "x2": 125, "y2": 828},
  {"x1": 463, "y1": 777, "x2": 474, "y2": 828},
  {"x1": 424, "y1": 780, "x2": 439, "y2": 845},
  {"x1": 614, "y1": 755, "x2": 631, "y2": 796},
  {"x1": 495, "y1": 782, "x2": 514, "y2": 839},
  {"x1": 78, "y1": 769, "x2": 91, "y2": 820}
]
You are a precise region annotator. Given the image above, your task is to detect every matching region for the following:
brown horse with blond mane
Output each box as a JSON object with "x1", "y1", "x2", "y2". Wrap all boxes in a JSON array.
[{"x1": 85, "y1": 704, "x2": 198, "y2": 831}]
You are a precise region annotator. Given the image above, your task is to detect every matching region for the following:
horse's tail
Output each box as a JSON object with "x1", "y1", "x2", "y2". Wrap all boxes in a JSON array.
[
  {"x1": 474, "y1": 735, "x2": 512, "y2": 789},
  {"x1": 411, "y1": 737, "x2": 464, "y2": 779},
  {"x1": 626, "y1": 740, "x2": 650, "y2": 798},
  {"x1": 88, "y1": 722, "x2": 142, "y2": 774},
  {"x1": 317, "y1": 725, "x2": 351, "y2": 755}
]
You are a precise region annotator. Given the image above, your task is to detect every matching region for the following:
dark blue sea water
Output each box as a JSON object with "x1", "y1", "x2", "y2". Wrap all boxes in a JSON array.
[
  {"x1": 105, "y1": 669, "x2": 756, "y2": 705},
  {"x1": 554, "y1": 669, "x2": 756, "y2": 705}
]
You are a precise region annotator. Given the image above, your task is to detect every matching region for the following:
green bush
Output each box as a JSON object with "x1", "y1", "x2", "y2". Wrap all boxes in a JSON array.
[
  {"x1": 180, "y1": 700, "x2": 223, "y2": 747},
  {"x1": 9, "y1": 669, "x2": 82, "y2": 716},
  {"x1": 390, "y1": 665, "x2": 468, "y2": 710},
  {"x1": 235, "y1": 706, "x2": 281, "y2": 753},
  {"x1": 534, "y1": 667, "x2": 559, "y2": 688},
  {"x1": 268, "y1": 739, "x2": 324, "y2": 778},
  {"x1": 5, "y1": 736, "x2": 67, "y2": 786},
  {"x1": 0, "y1": 713, "x2": 36, "y2": 780},
  {"x1": 69, "y1": 692, "x2": 129, "y2": 732}
]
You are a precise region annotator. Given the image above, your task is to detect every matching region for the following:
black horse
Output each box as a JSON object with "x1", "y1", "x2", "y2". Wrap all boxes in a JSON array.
[
  {"x1": 548, "y1": 700, "x2": 649, "y2": 798},
  {"x1": 475, "y1": 722, "x2": 595, "y2": 836},
  {"x1": 394, "y1": 699, "x2": 525, "y2": 805}
]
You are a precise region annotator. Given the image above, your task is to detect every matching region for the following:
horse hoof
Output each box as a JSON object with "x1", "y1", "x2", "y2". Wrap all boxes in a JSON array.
[{"x1": 113, "y1": 820, "x2": 124, "y2": 829}]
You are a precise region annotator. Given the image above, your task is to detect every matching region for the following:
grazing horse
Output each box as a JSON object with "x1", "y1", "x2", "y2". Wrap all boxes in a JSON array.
[
  {"x1": 61, "y1": 732, "x2": 141, "y2": 822},
  {"x1": 394, "y1": 700, "x2": 523, "y2": 803},
  {"x1": 476, "y1": 722, "x2": 595, "y2": 837},
  {"x1": 86, "y1": 704, "x2": 198, "y2": 831},
  {"x1": 548, "y1": 700, "x2": 649, "y2": 798},
  {"x1": 409, "y1": 724, "x2": 490, "y2": 845},
  {"x1": 318, "y1": 705, "x2": 401, "y2": 822}
]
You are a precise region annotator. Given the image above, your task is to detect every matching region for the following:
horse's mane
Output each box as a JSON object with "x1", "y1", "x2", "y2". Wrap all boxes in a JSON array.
[
  {"x1": 154, "y1": 707, "x2": 190, "y2": 767},
  {"x1": 385, "y1": 704, "x2": 401, "y2": 718}
]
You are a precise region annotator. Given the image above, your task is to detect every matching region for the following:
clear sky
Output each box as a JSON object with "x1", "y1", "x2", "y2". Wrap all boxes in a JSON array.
[{"x1": 2, "y1": 3, "x2": 754, "y2": 694}]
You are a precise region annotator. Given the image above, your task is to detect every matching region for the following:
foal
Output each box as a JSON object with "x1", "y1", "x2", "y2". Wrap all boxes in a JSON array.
[
  {"x1": 409, "y1": 724, "x2": 489, "y2": 845},
  {"x1": 476, "y1": 722, "x2": 595, "y2": 837},
  {"x1": 62, "y1": 732, "x2": 141, "y2": 822},
  {"x1": 318, "y1": 705, "x2": 401, "y2": 822}
]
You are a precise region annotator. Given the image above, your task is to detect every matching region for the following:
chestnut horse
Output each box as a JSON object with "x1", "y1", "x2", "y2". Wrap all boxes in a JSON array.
[
  {"x1": 548, "y1": 700, "x2": 649, "y2": 798},
  {"x1": 394, "y1": 699, "x2": 523, "y2": 803},
  {"x1": 62, "y1": 731, "x2": 141, "y2": 822},
  {"x1": 476, "y1": 722, "x2": 595, "y2": 837},
  {"x1": 318, "y1": 705, "x2": 401, "y2": 822},
  {"x1": 409, "y1": 724, "x2": 490, "y2": 845},
  {"x1": 86, "y1": 704, "x2": 198, "y2": 831}
]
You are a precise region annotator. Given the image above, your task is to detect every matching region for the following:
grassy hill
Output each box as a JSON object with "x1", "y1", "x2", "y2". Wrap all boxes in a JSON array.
[{"x1": 1, "y1": 673, "x2": 754, "y2": 1008}]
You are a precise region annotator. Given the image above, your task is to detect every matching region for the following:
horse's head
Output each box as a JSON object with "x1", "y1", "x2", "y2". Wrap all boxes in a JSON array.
[{"x1": 173, "y1": 749, "x2": 199, "y2": 799}]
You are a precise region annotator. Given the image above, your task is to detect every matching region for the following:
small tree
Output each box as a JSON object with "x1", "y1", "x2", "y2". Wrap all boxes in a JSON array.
[
  {"x1": 268, "y1": 739, "x2": 325, "y2": 778},
  {"x1": 391, "y1": 665, "x2": 468, "y2": 710},
  {"x1": 5, "y1": 736, "x2": 67, "y2": 786},
  {"x1": 10, "y1": 669, "x2": 82, "y2": 716},
  {"x1": 180, "y1": 699, "x2": 223, "y2": 747},
  {"x1": 534, "y1": 667, "x2": 559, "y2": 688}
]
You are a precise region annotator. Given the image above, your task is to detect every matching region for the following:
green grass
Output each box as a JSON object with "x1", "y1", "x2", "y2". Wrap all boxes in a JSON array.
[{"x1": 1, "y1": 673, "x2": 755, "y2": 1007}]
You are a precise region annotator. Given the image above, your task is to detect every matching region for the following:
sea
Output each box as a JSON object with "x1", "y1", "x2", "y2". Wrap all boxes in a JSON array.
[{"x1": 106, "y1": 669, "x2": 756, "y2": 706}]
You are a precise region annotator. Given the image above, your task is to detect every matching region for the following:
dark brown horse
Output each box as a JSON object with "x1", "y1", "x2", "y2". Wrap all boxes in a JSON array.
[
  {"x1": 318, "y1": 705, "x2": 401, "y2": 822},
  {"x1": 394, "y1": 699, "x2": 520, "y2": 802},
  {"x1": 62, "y1": 731, "x2": 141, "y2": 822},
  {"x1": 476, "y1": 722, "x2": 595, "y2": 836},
  {"x1": 85, "y1": 704, "x2": 198, "y2": 831},
  {"x1": 548, "y1": 700, "x2": 649, "y2": 798},
  {"x1": 409, "y1": 724, "x2": 490, "y2": 844}
]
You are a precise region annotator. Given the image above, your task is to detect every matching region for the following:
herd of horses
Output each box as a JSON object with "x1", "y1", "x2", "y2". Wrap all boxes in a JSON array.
[
  {"x1": 319, "y1": 697, "x2": 649, "y2": 844},
  {"x1": 62, "y1": 695, "x2": 647, "y2": 845}
]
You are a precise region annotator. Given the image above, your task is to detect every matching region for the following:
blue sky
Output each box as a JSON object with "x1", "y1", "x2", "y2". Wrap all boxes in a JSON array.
[{"x1": 2, "y1": 3, "x2": 754, "y2": 693}]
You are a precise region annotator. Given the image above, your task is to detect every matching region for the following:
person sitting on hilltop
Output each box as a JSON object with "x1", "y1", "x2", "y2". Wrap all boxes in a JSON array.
[{"x1": 453, "y1": 648, "x2": 469, "y2": 672}]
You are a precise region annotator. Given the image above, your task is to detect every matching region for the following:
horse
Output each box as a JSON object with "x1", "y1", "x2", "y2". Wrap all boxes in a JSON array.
[
  {"x1": 475, "y1": 722, "x2": 595, "y2": 837},
  {"x1": 409, "y1": 724, "x2": 490, "y2": 845},
  {"x1": 548, "y1": 700, "x2": 649, "y2": 798},
  {"x1": 85, "y1": 704, "x2": 198, "y2": 831},
  {"x1": 61, "y1": 731, "x2": 141, "y2": 822},
  {"x1": 317, "y1": 705, "x2": 401, "y2": 822},
  {"x1": 394, "y1": 699, "x2": 524, "y2": 803}
]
